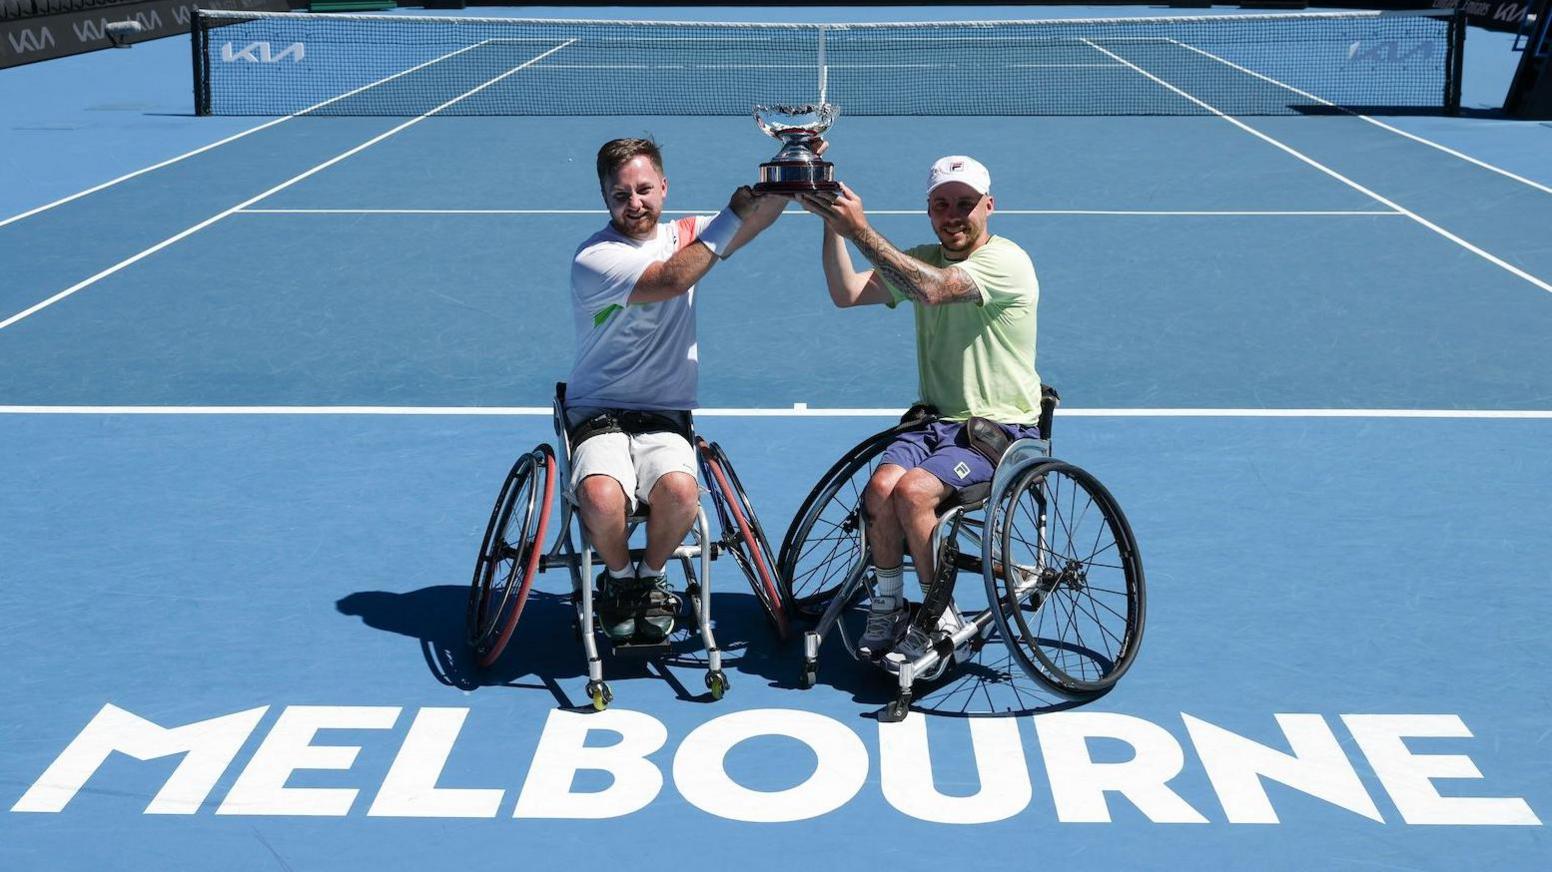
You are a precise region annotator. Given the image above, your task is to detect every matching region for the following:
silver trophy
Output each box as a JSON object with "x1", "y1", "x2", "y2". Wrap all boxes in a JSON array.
[{"x1": 753, "y1": 103, "x2": 840, "y2": 194}]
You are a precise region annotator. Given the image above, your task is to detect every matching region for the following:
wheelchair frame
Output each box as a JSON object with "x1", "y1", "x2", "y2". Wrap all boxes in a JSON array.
[
  {"x1": 784, "y1": 388, "x2": 1147, "y2": 722},
  {"x1": 539, "y1": 391, "x2": 726, "y2": 710},
  {"x1": 467, "y1": 384, "x2": 790, "y2": 711}
]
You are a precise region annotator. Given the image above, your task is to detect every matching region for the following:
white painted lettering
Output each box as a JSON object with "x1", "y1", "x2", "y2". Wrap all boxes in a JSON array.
[
  {"x1": 217, "y1": 706, "x2": 399, "y2": 816},
  {"x1": 1035, "y1": 712, "x2": 1208, "y2": 823},
  {"x1": 879, "y1": 715, "x2": 1031, "y2": 824},
  {"x1": 673, "y1": 709, "x2": 866, "y2": 822},
  {"x1": 368, "y1": 708, "x2": 502, "y2": 818},
  {"x1": 1344, "y1": 715, "x2": 1540, "y2": 825},
  {"x1": 513, "y1": 709, "x2": 665, "y2": 819},
  {"x1": 1184, "y1": 713, "x2": 1381, "y2": 823},
  {"x1": 11, "y1": 703, "x2": 266, "y2": 814}
]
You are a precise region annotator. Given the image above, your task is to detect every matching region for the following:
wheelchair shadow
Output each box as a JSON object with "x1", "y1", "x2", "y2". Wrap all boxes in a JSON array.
[
  {"x1": 906, "y1": 627, "x2": 1095, "y2": 719},
  {"x1": 336, "y1": 585, "x2": 795, "y2": 710},
  {"x1": 737, "y1": 602, "x2": 1092, "y2": 718}
]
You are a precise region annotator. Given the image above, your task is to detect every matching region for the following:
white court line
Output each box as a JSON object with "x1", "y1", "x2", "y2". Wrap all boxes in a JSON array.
[
  {"x1": 1080, "y1": 39, "x2": 1552, "y2": 295},
  {"x1": 1164, "y1": 38, "x2": 1552, "y2": 198},
  {"x1": 0, "y1": 39, "x2": 513, "y2": 230},
  {"x1": 1, "y1": 406, "x2": 1549, "y2": 419},
  {"x1": 237, "y1": 208, "x2": 1401, "y2": 217},
  {"x1": 0, "y1": 40, "x2": 576, "y2": 333}
]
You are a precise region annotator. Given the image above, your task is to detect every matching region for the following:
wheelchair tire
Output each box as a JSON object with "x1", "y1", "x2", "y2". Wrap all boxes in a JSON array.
[
  {"x1": 984, "y1": 459, "x2": 1145, "y2": 696},
  {"x1": 467, "y1": 445, "x2": 556, "y2": 668},
  {"x1": 697, "y1": 438, "x2": 793, "y2": 641},
  {"x1": 777, "y1": 427, "x2": 897, "y2": 619}
]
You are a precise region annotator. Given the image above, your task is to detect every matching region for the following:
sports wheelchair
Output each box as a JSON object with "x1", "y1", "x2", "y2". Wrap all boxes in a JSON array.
[
  {"x1": 777, "y1": 387, "x2": 1146, "y2": 721},
  {"x1": 466, "y1": 383, "x2": 793, "y2": 711}
]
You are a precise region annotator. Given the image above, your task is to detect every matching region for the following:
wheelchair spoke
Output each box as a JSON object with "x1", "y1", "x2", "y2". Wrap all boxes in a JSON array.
[{"x1": 990, "y1": 459, "x2": 1143, "y2": 695}]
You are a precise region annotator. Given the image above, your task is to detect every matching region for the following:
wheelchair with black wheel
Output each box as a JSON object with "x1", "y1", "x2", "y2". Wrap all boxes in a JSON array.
[
  {"x1": 466, "y1": 383, "x2": 793, "y2": 711},
  {"x1": 777, "y1": 386, "x2": 1146, "y2": 722}
]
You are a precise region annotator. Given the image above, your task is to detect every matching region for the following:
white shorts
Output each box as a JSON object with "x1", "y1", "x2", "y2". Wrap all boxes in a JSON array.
[{"x1": 569, "y1": 430, "x2": 698, "y2": 513}]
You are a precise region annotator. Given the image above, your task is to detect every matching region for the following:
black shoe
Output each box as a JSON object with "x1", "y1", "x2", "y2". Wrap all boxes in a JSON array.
[
  {"x1": 596, "y1": 572, "x2": 636, "y2": 643},
  {"x1": 633, "y1": 575, "x2": 678, "y2": 643}
]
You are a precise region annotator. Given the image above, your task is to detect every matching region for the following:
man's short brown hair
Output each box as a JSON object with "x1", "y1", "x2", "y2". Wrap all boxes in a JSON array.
[{"x1": 596, "y1": 138, "x2": 664, "y2": 185}]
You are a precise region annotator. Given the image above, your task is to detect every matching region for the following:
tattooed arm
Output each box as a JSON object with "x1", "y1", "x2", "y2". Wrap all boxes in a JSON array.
[
  {"x1": 848, "y1": 224, "x2": 981, "y2": 306},
  {"x1": 797, "y1": 182, "x2": 981, "y2": 306}
]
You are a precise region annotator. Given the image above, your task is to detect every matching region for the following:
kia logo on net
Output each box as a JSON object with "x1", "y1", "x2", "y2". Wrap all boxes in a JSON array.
[
  {"x1": 6, "y1": 26, "x2": 55, "y2": 54},
  {"x1": 221, "y1": 41, "x2": 305, "y2": 63},
  {"x1": 1346, "y1": 40, "x2": 1435, "y2": 64}
]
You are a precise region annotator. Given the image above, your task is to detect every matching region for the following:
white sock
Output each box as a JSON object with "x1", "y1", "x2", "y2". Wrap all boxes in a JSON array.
[
  {"x1": 874, "y1": 564, "x2": 904, "y2": 601},
  {"x1": 637, "y1": 561, "x2": 666, "y2": 578},
  {"x1": 607, "y1": 564, "x2": 635, "y2": 581}
]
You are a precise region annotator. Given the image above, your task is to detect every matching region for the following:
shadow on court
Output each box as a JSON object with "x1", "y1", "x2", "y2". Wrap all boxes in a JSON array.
[{"x1": 337, "y1": 585, "x2": 1089, "y2": 718}]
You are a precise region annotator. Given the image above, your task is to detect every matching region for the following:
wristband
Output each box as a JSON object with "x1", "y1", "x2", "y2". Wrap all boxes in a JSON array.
[{"x1": 696, "y1": 209, "x2": 743, "y2": 259}]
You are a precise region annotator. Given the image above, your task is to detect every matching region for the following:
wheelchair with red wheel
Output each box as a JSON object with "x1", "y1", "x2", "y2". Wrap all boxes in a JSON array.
[
  {"x1": 777, "y1": 386, "x2": 1146, "y2": 721},
  {"x1": 466, "y1": 383, "x2": 792, "y2": 711}
]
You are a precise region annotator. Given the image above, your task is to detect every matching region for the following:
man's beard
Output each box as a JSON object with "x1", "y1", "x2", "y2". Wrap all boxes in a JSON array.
[{"x1": 616, "y1": 207, "x2": 659, "y2": 236}]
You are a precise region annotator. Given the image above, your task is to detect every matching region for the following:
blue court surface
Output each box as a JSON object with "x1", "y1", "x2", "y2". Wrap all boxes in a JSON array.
[{"x1": 3, "y1": 5, "x2": 1551, "y2": 870}]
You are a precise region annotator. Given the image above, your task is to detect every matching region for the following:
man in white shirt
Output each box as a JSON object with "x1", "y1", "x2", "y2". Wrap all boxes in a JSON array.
[{"x1": 568, "y1": 137, "x2": 783, "y2": 643}]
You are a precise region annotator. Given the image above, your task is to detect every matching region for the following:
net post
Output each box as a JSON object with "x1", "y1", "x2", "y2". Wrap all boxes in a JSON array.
[
  {"x1": 1446, "y1": 7, "x2": 1465, "y2": 115},
  {"x1": 817, "y1": 24, "x2": 828, "y2": 105},
  {"x1": 191, "y1": 8, "x2": 209, "y2": 116}
]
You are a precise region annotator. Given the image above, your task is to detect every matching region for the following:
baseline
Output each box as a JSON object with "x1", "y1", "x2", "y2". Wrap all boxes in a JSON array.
[
  {"x1": 2, "y1": 406, "x2": 1549, "y2": 418},
  {"x1": 235, "y1": 208, "x2": 1401, "y2": 217}
]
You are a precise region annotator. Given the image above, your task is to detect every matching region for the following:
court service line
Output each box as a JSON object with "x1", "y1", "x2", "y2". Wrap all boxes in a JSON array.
[
  {"x1": 1164, "y1": 38, "x2": 1552, "y2": 198},
  {"x1": 0, "y1": 39, "x2": 515, "y2": 230},
  {"x1": 237, "y1": 208, "x2": 1402, "y2": 217},
  {"x1": 0, "y1": 41, "x2": 577, "y2": 333},
  {"x1": 1081, "y1": 39, "x2": 1552, "y2": 295},
  {"x1": 2, "y1": 406, "x2": 1549, "y2": 419}
]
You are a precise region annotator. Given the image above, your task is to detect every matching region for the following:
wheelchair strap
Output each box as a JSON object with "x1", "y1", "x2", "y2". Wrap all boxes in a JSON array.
[
  {"x1": 568, "y1": 408, "x2": 693, "y2": 449},
  {"x1": 898, "y1": 402, "x2": 940, "y2": 429},
  {"x1": 964, "y1": 416, "x2": 1013, "y2": 466}
]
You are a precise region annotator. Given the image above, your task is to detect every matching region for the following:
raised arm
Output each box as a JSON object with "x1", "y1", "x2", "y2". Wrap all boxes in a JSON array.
[
  {"x1": 805, "y1": 214, "x2": 891, "y2": 308},
  {"x1": 801, "y1": 183, "x2": 980, "y2": 307},
  {"x1": 629, "y1": 186, "x2": 782, "y2": 304}
]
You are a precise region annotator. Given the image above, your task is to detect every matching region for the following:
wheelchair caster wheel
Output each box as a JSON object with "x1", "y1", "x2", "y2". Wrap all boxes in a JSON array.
[
  {"x1": 881, "y1": 696, "x2": 912, "y2": 723},
  {"x1": 705, "y1": 670, "x2": 729, "y2": 700},
  {"x1": 798, "y1": 661, "x2": 817, "y2": 689},
  {"x1": 586, "y1": 680, "x2": 612, "y2": 711}
]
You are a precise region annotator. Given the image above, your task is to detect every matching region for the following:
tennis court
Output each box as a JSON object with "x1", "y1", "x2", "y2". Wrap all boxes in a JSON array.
[{"x1": 2, "y1": 5, "x2": 1550, "y2": 869}]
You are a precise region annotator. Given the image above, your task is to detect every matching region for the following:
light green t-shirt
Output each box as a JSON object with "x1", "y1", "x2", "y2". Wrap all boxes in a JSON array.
[{"x1": 883, "y1": 235, "x2": 1041, "y2": 424}]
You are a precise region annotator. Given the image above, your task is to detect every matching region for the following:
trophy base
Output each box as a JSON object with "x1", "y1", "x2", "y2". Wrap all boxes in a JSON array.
[{"x1": 755, "y1": 160, "x2": 839, "y2": 194}]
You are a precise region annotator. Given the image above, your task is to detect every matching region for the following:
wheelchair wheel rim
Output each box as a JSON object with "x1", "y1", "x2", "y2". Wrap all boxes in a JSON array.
[{"x1": 988, "y1": 460, "x2": 1145, "y2": 695}]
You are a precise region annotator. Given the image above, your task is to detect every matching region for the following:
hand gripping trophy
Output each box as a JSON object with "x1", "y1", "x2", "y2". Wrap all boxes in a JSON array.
[{"x1": 752, "y1": 103, "x2": 840, "y2": 194}]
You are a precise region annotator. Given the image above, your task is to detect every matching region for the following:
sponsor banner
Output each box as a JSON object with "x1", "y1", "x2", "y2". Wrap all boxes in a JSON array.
[
  {"x1": 1430, "y1": 0, "x2": 1531, "y2": 29},
  {"x1": 0, "y1": 0, "x2": 284, "y2": 68}
]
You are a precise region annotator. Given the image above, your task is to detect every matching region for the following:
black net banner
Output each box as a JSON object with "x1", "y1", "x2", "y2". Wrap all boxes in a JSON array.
[{"x1": 193, "y1": 9, "x2": 1463, "y2": 117}]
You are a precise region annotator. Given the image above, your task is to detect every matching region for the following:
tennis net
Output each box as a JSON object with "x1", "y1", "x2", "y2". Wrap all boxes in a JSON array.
[{"x1": 192, "y1": 9, "x2": 1463, "y2": 117}]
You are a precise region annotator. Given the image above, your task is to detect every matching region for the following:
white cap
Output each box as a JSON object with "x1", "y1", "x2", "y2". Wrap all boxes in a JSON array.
[{"x1": 926, "y1": 155, "x2": 990, "y2": 196}]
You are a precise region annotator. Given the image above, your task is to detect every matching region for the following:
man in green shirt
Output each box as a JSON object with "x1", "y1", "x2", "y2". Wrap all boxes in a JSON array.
[{"x1": 797, "y1": 155, "x2": 1042, "y2": 667}]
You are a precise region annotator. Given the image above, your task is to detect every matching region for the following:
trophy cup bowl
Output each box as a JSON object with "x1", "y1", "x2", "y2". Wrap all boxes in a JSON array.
[{"x1": 753, "y1": 103, "x2": 840, "y2": 194}]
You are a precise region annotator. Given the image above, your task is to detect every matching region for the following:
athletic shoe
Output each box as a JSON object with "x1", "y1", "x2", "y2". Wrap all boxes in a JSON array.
[
  {"x1": 633, "y1": 574, "x2": 678, "y2": 643},
  {"x1": 884, "y1": 625, "x2": 952, "y2": 681},
  {"x1": 858, "y1": 593, "x2": 908, "y2": 660},
  {"x1": 596, "y1": 572, "x2": 636, "y2": 643},
  {"x1": 888, "y1": 625, "x2": 933, "y2": 664}
]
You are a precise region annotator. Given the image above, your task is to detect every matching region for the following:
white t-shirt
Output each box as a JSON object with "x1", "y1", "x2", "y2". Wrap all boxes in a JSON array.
[{"x1": 567, "y1": 216, "x2": 711, "y2": 411}]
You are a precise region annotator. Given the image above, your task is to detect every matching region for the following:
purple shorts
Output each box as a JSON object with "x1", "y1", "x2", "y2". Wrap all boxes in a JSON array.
[{"x1": 880, "y1": 420, "x2": 1044, "y2": 489}]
